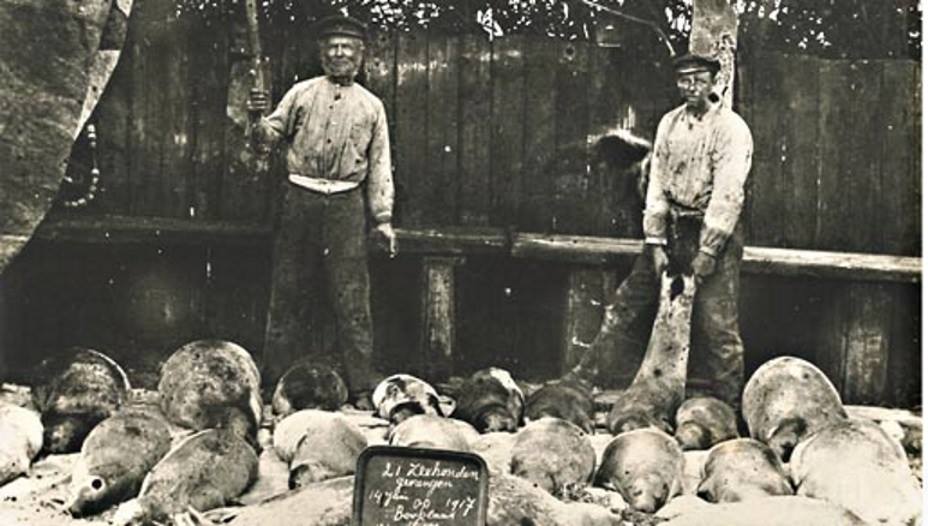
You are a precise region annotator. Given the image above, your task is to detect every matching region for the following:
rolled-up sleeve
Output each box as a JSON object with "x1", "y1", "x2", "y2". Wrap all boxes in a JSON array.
[
  {"x1": 366, "y1": 101, "x2": 394, "y2": 223},
  {"x1": 699, "y1": 116, "x2": 753, "y2": 256},
  {"x1": 643, "y1": 116, "x2": 672, "y2": 245}
]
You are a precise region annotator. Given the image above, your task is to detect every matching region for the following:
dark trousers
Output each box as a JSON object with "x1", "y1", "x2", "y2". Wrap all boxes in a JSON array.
[
  {"x1": 575, "y1": 221, "x2": 746, "y2": 407},
  {"x1": 263, "y1": 184, "x2": 377, "y2": 393}
]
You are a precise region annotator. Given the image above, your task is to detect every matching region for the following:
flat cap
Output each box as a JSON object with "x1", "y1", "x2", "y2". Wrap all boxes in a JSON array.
[
  {"x1": 673, "y1": 53, "x2": 721, "y2": 75},
  {"x1": 316, "y1": 14, "x2": 367, "y2": 40}
]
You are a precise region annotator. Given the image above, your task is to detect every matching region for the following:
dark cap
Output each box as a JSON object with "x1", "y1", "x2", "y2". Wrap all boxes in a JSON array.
[
  {"x1": 673, "y1": 53, "x2": 721, "y2": 75},
  {"x1": 316, "y1": 14, "x2": 367, "y2": 41}
]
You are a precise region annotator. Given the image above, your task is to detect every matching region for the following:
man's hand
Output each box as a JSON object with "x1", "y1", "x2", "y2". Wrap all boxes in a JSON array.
[
  {"x1": 373, "y1": 222, "x2": 397, "y2": 258},
  {"x1": 649, "y1": 244, "x2": 669, "y2": 277},
  {"x1": 692, "y1": 252, "x2": 716, "y2": 284},
  {"x1": 247, "y1": 88, "x2": 270, "y2": 115}
]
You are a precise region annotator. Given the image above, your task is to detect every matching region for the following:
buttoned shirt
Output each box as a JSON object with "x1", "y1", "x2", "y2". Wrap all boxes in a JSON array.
[
  {"x1": 255, "y1": 76, "x2": 394, "y2": 223},
  {"x1": 643, "y1": 101, "x2": 753, "y2": 256}
]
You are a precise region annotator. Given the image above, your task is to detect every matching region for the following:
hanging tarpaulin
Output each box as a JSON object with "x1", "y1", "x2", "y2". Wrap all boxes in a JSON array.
[
  {"x1": 0, "y1": 0, "x2": 134, "y2": 272},
  {"x1": 690, "y1": 0, "x2": 738, "y2": 108}
]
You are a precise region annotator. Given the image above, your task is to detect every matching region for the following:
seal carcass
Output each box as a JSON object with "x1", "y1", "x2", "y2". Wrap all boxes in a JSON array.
[
  {"x1": 372, "y1": 374, "x2": 443, "y2": 424},
  {"x1": 510, "y1": 417, "x2": 596, "y2": 498},
  {"x1": 388, "y1": 414, "x2": 478, "y2": 451},
  {"x1": 67, "y1": 406, "x2": 172, "y2": 517},
  {"x1": 158, "y1": 339, "x2": 262, "y2": 444},
  {"x1": 696, "y1": 438, "x2": 792, "y2": 503},
  {"x1": 608, "y1": 274, "x2": 696, "y2": 435},
  {"x1": 271, "y1": 362, "x2": 348, "y2": 417},
  {"x1": 33, "y1": 347, "x2": 131, "y2": 453},
  {"x1": 674, "y1": 396, "x2": 739, "y2": 450},
  {"x1": 790, "y1": 419, "x2": 921, "y2": 526},
  {"x1": 524, "y1": 374, "x2": 595, "y2": 434},
  {"x1": 452, "y1": 367, "x2": 524, "y2": 433},
  {"x1": 741, "y1": 356, "x2": 847, "y2": 461},
  {"x1": 0, "y1": 403, "x2": 43, "y2": 485},
  {"x1": 112, "y1": 428, "x2": 258, "y2": 525},
  {"x1": 272, "y1": 409, "x2": 367, "y2": 489},
  {"x1": 595, "y1": 427, "x2": 684, "y2": 513}
]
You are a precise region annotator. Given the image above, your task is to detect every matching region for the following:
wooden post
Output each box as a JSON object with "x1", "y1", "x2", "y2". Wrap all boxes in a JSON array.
[
  {"x1": 561, "y1": 268, "x2": 616, "y2": 374},
  {"x1": 817, "y1": 282, "x2": 894, "y2": 405},
  {"x1": 419, "y1": 256, "x2": 464, "y2": 381}
]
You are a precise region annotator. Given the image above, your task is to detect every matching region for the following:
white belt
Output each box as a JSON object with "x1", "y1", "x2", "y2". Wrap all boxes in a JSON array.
[{"x1": 288, "y1": 174, "x2": 360, "y2": 195}]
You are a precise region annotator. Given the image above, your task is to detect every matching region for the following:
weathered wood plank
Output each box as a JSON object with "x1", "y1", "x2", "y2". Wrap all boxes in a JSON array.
[
  {"x1": 879, "y1": 61, "x2": 920, "y2": 256},
  {"x1": 419, "y1": 257, "x2": 464, "y2": 381},
  {"x1": 839, "y1": 283, "x2": 894, "y2": 404},
  {"x1": 164, "y1": 11, "x2": 194, "y2": 219},
  {"x1": 510, "y1": 233, "x2": 922, "y2": 282},
  {"x1": 92, "y1": 41, "x2": 133, "y2": 215},
  {"x1": 489, "y1": 35, "x2": 525, "y2": 227},
  {"x1": 518, "y1": 37, "x2": 558, "y2": 231},
  {"x1": 843, "y1": 60, "x2": 885, "y2": 253},
  {"x1": 457, "y1": 33, "x2": 492, "y2": 226},
  {"x1": 127, "y1": 0, "x2": 155, "y2": 215},
  {"x1": 560, "y1": 268, "x2": 616, "y2": 374},
  {"x1": 814, "y1": 60, "x2": 851, "y2": 251},
  {"x1": 425, "y1": 33, "x2": 459, "y2": 226},
  {"x1": 189, "y1": 15, "x2": 229, "y2": 221},
  {"x1": 780, "y1": 54, "x2": 820, "y2": 249},
  {"x1": 747, "y1": 52, "x2": 785, "y2": 246},
  {"x1": 394, "y1": 31, "x2": 430, "y2": 226},
  {"x1": 552, "y1": 40, "x2": 592, "y2": 234}
]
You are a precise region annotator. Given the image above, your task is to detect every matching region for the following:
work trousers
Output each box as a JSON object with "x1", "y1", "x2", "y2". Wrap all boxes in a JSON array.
[
  {"x1": 263, "y1": 183, "x2": 377, "y2": 394},
  {"x1": 575, "y1": 219, "x2": 746, "y2": 407}
]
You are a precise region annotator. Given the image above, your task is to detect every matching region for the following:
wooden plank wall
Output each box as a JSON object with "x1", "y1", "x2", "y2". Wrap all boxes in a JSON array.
[{"x1": 0, "y1": 3, "x2": 920, "y2": 404}]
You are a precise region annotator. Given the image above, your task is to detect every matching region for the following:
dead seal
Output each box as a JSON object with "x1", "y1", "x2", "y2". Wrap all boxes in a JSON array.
[
  {"x1": 658, "y1": 495, "x2": 867, "y2": 526},
  {"x1": 595, "y1": 427, "x2": 684, "y2": 513},
  {"x1": 607, "y1": 274, "x2": 695, "y2": 435},
  {"x1": 67, "y1": 406, "x2": 172, "y2": 517},
  {"x1": 452, "y1": 367, "x2": 524, "y2": 432},
  {"x1": 696, "y1": 438, "x2": 792, "y2": 503},
  {"x1": 524, "y1": 374, "x2": 595, "y2": 434},
  {"x1": 790, "y1": 419, "x2": 921, "y2": 526},
  {"x1": 32, "y1": 347, "x2": 131, "y2": 453},
  {"x1": 0, "y1": 402, "x2": 43, "y2": 486},
  {"x1": 158, "y1": 339, "x2": 262, "y2": 444},
  {"x1": 112, "y1": 428, "x2": 258, "y2": 525},
  {"x1": 372, "y1": 374, "x2": 442, "y2": 424},
  {"x1": 272, "y1": 409, "x2": 367, "y2": 489},
  {"x1": 674, "y1": 396, "x2": 739, "y2": 450},
  {"x1": 388, "y1": 414, "x2": 478, "y2": 451},
  {"x1": 271, "y1": 361, "x2": 348, "y2": 417},
  {"x1": 742, "y1": 356, "x2": 847, "y2": 462},
  {"x1": 510, "y1": 417, "x2": 596, "y2": 498}
]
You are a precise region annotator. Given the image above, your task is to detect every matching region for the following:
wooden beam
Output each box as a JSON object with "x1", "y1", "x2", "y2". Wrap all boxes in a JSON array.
[
  {"x1": 512, "y1": 233, "x2": 921, "y2": 283},
  {"x1": 33, "y1": 214, "x2": 271, "y2": 246},
  {"x1": 30, "y1": 218, "x2": 921, "y2": 283},
  {"x1": 419, "y1": 256, "x2": 465, "y2": 381},
  {"x1": 394, "y1": 227, "x2": 508, "y2": 255}
]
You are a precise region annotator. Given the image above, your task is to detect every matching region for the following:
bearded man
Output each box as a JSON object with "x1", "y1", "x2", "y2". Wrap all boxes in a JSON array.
[{"x1": 247, "y1": 15, "x2": 395, "y2": 409}]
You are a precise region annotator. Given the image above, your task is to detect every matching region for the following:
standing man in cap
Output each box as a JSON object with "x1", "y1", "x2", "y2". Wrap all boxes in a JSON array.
[
  {"x1": 566, "y1": 52, "x2": 753, "y2": 407},
  {"x1": 247, "y1": 14, "x2": 395, "y2": 410}
]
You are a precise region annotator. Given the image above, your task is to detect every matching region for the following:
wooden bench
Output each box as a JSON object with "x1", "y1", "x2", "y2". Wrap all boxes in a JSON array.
[{"x1": 33, "y1": 216, "x2": 921, "y2": 403}]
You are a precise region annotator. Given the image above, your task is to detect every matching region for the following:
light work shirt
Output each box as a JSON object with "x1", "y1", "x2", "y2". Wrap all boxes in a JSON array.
[
  {"x1": 254, "y1": 76, "x2": 394, "y2": 223},
  {"x1": 643, "y1": 101, "x2": 753, "y2": 256}
]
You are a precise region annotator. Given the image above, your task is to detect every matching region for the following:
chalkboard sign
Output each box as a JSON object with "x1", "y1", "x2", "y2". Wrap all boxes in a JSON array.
[{"x1": 352, "y1": 445, "x2": 489, "y2": 525}]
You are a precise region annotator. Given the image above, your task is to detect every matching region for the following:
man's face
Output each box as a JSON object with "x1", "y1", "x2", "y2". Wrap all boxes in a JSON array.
[
  {"x1": 676, "y1": 70, "x2": 715, "y2": 110},
  {"x1": 319, "y1": 35, "x2": 364, "y2": 80}
]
